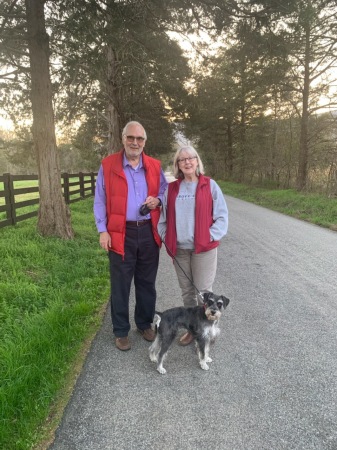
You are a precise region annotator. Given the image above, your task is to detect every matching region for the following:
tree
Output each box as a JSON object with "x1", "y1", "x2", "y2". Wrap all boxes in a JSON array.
[
  {"x1": 184, "y1": 12, "x2": 288, "y2": 182},
  {"x1": 248, "y1": 0, "x2": 337, "y2": 190},
  {"x1": 182, "y1": 0, "x2": 337, "y2": 192},
  {"x1": 52, "y1": 0, "x2": 192, "y2": 158},
  {"x1": 282, "y1": 1, "x2": 337, "y2": 190},
  {"x1": 25, "y1": 0, "x2": 73, "y2": 238}
]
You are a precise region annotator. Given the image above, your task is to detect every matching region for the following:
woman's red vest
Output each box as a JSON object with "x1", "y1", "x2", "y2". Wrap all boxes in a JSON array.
[
  {"x1": 102, "y1": 149, "x2": 162, "y2": 257},
  {"x1": 165, "y1": 174, "x2": 219, "y2": 256}
]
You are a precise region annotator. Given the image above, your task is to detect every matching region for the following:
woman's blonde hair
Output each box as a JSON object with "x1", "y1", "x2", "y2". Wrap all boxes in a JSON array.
[{"x1": 172, "y1": 145, "x2": 205, "y2": 179}]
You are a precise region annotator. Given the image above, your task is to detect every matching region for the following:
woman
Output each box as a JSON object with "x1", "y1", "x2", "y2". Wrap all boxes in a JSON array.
[{"x1": 158, "y1": 145, "x2": 229, "y2": 345}]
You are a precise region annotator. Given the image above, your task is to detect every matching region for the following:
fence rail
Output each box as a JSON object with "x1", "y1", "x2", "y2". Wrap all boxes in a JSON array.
[{"x1": 0, "y1": 172, "x2": 97, "y2": 229}]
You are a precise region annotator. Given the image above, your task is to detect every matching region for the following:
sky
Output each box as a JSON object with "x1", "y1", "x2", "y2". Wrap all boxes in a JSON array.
[{"x1": 0, "y1": 115, "x2": 14, "y2": 131}]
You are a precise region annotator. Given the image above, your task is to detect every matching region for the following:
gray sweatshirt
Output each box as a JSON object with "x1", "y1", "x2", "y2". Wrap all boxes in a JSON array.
[{"x1": 158, "y1": 179, "x2": 229, "y2": 250}]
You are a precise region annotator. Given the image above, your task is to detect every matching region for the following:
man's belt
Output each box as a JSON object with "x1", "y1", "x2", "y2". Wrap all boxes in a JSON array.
[{"x1": 126, "y1": 219, "x2": 151, "y2": 227}]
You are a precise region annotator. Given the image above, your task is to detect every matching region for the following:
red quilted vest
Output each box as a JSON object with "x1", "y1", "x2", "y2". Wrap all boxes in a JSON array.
[
  {"x1": 102, "y1": 149, "x2": 162, "y2": 257},
  {"x1": 165, "y1": 174, "x2": 219, "y2": 256}
]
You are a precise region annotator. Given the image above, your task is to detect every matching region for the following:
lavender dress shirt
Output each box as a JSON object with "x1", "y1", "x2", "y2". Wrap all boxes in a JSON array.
[{"x1": 94, "y1": 152, "x2": 168, "y2": 233}]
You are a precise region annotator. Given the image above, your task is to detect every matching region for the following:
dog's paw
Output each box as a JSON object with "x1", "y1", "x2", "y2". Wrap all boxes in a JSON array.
[
  {"x1": 200, "y1": 361, "x2": 210, "y2": 370},
  {"x1": 157, "y1": 366, "x2": 167, "y2": 375},
  {"x1": 149, "y1": 353, "x2": 158, "y2": 363},
  {"x1": 206, "y1": 356, "x2": 213, "y2": 363}
]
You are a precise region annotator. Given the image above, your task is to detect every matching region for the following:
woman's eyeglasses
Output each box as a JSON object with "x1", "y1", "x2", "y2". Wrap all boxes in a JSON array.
[
  {"x1": 125, "y1": 135, "x2": 145, "y2": 143},
  {"x1": 177, "y1": 156, "x2": 197, "y2": 164}
]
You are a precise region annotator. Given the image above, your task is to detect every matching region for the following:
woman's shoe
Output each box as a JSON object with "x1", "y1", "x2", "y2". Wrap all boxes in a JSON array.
[{"x1": 179, "y1": 332, "x2": 194, "y2": 346}]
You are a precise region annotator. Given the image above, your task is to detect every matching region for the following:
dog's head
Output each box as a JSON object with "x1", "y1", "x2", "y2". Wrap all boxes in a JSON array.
[{"x1": 202, "y1": 291, "x2": 230, "y2": 321}]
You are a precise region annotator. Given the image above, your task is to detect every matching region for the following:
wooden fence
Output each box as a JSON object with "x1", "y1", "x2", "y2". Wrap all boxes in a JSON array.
[{"x1": 0, "y1": 172, "x2": 97, "y2": 229}]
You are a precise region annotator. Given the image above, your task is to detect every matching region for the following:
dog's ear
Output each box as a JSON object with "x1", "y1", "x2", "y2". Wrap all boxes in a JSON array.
[
  {"x1": 221, "y1": 295, "x2": 230, "y2": 308},
  {"x1": 202, "y1": 291, "x2": 212, "y2": 303}
]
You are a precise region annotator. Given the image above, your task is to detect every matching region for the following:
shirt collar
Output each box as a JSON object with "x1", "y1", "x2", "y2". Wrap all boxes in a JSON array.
[{"x1": 123, "y1": 151, "x2": 143, "y2": 170}]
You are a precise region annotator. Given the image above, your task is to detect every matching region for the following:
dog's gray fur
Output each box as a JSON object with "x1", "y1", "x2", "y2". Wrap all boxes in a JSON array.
[{"x1": 149, "y1": 292, "x2": 230, "y2": 374}]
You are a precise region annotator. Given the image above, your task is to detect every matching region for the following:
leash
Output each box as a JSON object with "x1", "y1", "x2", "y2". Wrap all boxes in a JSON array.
[{"x1": 161, "y1": 239, "x2": 204, "y2": 301}]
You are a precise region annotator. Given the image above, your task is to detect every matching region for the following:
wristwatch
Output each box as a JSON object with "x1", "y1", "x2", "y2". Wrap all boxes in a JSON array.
[{"x1": 157, "y1": 198, "x2": 162, "y2": 207}]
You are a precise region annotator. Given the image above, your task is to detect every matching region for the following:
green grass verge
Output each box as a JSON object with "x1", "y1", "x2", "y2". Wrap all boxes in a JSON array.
[
  {"x1": 0, "y1": 198, "x2": 109, "y2": 450},
  {"x1": 218, "y1": 181, "x2": 337, "y2": 231}
]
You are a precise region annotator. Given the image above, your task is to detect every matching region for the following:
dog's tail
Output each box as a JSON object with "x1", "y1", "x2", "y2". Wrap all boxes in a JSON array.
[{"x1": 153, "y1": 312, "x2": 162, "y2": 330}]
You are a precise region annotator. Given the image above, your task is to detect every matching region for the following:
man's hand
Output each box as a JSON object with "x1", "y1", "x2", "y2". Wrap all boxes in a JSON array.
[
  {"x1": 99, "y1": 231, "x2": 111, "y2": 252},
  {"x1": 144, "y1": 196, "x2": 161, "y2": 210}
]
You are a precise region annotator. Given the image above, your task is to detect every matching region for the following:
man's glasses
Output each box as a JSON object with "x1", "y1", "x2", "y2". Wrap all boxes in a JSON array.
[
  {"x1": 177, "y1": 156, "x2": 197, "y2": 164},
  {"x1": 125, "y1": 135, "x2": 145, "y2": 143}
]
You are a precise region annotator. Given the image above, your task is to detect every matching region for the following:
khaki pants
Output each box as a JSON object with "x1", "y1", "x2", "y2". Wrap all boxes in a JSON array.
[{"x1": 173, "y1": 247, "x2": 218, "y2": 308}]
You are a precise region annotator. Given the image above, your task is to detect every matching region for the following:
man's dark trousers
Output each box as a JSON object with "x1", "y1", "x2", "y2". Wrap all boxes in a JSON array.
[{"x1": 108, "y1": 222, "x2": 159, "y2": 337}]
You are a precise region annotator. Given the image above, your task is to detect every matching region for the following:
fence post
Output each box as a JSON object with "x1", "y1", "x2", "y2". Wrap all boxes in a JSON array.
[
  {"x1": 79, "y1": 172, "x2": 85, "y2": 198},
  {"x1": 91, "y1": 172, "x2": 96, "y2": 195},
  {"x1": 62, "y1": 172, "x2": 70, "y2": 204},
  {"x1": 3, "y1": 173, "x2": 16, "y2": 225}
]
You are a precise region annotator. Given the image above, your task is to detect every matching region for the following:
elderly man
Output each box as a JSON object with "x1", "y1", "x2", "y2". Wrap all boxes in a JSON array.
[{"x1": 94, "y1": 121, "x2": 168, "y2": 351}]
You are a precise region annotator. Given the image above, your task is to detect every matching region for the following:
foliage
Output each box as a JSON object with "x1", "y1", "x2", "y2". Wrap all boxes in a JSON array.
[
  {"x1": 3, "y1": 134, "x2": 36, "y2": 174},
  {"x1": 184, "y1": 13, "x2": 290, "y2": 182},
  {"x1": 0, "y1": 0, "x2": 195, "y2": 164},
  {"x1": 182, "y1": 0, "x2": 337, "y2": 194},
  {"x1": 1, "y1": 1, "x2": 337, "y2": 194},
  {"x1": 54, "y1": 0, "x2": 192, "y2": 157}
]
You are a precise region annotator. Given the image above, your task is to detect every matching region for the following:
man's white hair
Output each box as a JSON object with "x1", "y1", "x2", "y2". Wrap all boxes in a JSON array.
[{"x1": 122, "y1": 121, "x2": 147, "y2": 140}]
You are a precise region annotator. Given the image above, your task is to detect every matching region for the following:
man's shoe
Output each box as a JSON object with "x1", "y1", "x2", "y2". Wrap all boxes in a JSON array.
[
  {"x1": 179, "y1": 332, "x2": 194, "y2": 346},
  {"x1": 115, "y1": 336, "x2": 131, "y2": 351},
  {"x1": 137, "y1": 328, "x2": 155, "y2": 342}
]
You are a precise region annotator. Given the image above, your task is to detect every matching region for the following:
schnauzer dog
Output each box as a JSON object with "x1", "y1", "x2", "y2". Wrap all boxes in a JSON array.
[{"x1": 149, "y1": 292, "x2": 230, "y2": 374}]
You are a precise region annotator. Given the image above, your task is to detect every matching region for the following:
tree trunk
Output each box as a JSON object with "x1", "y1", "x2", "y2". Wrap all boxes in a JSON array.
[
  {"x1": 270, "y1": 93, "x2": 278, "y2": 182},
  {"x1": 227, "y1": 121, "x2": 233, "y2": 178},
  {"x1": 106, "y1": 45, "x2": 121, "y2": 154},
  {"x1": 296, "y1": 26, "x2": 310, "y2": 191},
  {"x1": 238, "y1": 105, "x2": 246, "y2": 182},
  {"x1": 25, "y1": 0, "x2": 74, "y2": 238}
]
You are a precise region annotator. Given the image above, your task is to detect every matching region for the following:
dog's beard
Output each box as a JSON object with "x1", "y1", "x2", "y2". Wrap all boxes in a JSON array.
[{"x1": 205, "y1": 309, "x2": 221, "y2": 321}]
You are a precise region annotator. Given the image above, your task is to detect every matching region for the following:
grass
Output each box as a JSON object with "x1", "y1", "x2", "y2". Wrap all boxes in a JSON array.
[
  {"x1": 0, "y1": 198, "x2": 109, "y2": 450},
  {"x1": 1, "y1": 182, "x2": 336, "y2": 450},
  {"x1": 218, "y1": 181, "x2": 337, "y2": 231}
]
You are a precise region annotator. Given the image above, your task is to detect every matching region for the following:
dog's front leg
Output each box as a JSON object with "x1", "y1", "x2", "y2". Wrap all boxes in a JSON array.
[
  {"x1": 157, "y1": 361, "x2": 167, "y2": 374},
  {"x1": 204, "y1": 341, "x2": 212, "y2": 363},
  {"x1": 196, "y1": 338, "x2": 210, "y2": 370}
]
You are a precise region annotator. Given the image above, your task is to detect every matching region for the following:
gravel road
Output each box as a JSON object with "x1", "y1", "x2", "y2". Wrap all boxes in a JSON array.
[{"x1": 49, "y1": 196, "x2": 337, "y2": 450}]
